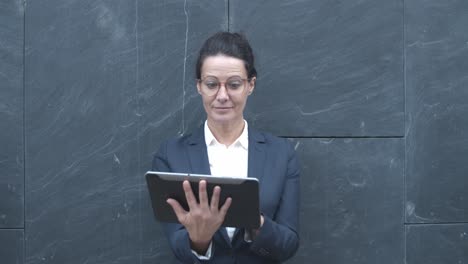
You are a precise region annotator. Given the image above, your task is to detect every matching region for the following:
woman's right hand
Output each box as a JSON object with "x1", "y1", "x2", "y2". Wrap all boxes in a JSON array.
[{"x1": 166, "y1": 180, "x2": 232, "y2": 254}]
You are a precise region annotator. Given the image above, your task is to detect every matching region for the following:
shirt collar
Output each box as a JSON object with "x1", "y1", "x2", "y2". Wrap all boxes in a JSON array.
[{"x1": 204, "y1": 120, "x2": 249, "y2": 149}]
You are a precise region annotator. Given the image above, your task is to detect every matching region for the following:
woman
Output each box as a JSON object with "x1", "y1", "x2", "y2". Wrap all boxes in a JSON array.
[{"x1": 152, "y1": 32, "x2": 300, "y2": 263}]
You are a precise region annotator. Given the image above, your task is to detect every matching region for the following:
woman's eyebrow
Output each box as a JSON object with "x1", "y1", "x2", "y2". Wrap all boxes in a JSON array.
[{"x1": 202, "y1": 74, "x2": 243, "y2": 79}]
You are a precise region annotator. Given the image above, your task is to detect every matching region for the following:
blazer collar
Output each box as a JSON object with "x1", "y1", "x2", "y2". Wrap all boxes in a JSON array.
[{"x1": 186, "y1": 125, "x2": 267, "y2": 180}]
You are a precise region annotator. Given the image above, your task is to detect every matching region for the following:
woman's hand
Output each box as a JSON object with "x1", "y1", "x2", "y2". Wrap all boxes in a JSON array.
[{"x1": 166, "y1": 180, "x2": 232, "y2": 254}]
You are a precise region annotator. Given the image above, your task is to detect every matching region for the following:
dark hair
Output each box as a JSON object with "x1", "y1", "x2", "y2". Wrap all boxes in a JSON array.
[{"x1": 195, "y1": 32, "x2": 257, "y2": 79}]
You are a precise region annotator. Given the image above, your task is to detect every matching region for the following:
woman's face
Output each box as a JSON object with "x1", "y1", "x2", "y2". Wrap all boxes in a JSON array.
[{"x1": 197, "y1": 54, "x2": 255, "y2": 126}]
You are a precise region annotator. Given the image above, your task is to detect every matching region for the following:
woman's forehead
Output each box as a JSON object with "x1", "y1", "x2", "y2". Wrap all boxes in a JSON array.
[{"x1": 201, "y1": 55, "x2": 246, "y2": 77}]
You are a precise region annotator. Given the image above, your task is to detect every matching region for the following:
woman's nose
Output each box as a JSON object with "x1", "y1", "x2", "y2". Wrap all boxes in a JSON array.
[{"x1": 216, "y1": 84, "x2": 229, "y2": 101}]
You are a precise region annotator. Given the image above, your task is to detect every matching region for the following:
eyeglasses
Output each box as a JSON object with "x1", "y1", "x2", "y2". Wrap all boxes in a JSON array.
[{"x1": 198, "y1": 76, "x2": 250, "y2": 96}]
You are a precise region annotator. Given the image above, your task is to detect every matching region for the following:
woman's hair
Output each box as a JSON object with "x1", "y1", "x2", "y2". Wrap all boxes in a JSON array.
[{"x1": 195, "y1": 32, "x2": 257, "y2": 79}]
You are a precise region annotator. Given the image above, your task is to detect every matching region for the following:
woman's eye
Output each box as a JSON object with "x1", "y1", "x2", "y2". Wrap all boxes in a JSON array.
[
  {"x1": 228, "y1": 82, "x2": 241, "y2": 89},
  {"x1": 205, "y1": 82, "x2": 219, "y2": 89}
]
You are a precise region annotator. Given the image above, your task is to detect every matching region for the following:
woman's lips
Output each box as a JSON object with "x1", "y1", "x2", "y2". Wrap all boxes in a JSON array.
[
  {"x1": 214, "y1": 106, "x2": 233, "y2": 110},
  {"x1": 213, "y1": 106, "x2": 233, "y2": 113}
]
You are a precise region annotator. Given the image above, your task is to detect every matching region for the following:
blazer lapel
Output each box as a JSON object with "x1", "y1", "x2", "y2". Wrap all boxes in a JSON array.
[
  {"x1": 247, "y1": 127, "x2": 267, "y2": 183},
  {"x1": 186, "y1": 127, "x2": 211, "y2": 175},
  {"x1": 232, "y1": 128, "x2": 267, "y2": 245}
]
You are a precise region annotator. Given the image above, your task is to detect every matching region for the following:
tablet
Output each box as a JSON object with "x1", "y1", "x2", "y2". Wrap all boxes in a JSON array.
[{"x1": 145, "y1": 171, "x2": 260, "y2": 229}]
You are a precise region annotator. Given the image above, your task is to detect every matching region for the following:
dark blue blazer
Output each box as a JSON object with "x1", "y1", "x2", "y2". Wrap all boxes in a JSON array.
[{"x1": 152, "y1": 126, "x2": 300, "y2": 264}]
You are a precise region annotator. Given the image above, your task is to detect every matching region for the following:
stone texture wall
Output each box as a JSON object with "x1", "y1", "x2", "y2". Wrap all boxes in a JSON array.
[{"x1": 0, "y1": 0, "x2": 466, "y2": 263}]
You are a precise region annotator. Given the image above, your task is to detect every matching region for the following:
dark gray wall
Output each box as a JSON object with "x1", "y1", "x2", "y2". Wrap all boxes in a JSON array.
[
  {"x1": 0, "y1": 0, "x2": 24, "y2": 263},
  {"x1": 0, "y1": 0, "x2": 467, "y2": 263}
]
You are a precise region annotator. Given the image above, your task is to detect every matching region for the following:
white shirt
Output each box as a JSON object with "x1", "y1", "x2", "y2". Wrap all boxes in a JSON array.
[
  {"x1": 192, "y1": 120, "x2": 249, "y2": 259},
  {"x1": 204, "y1": 120, "x2": 249, "y2": 240}
]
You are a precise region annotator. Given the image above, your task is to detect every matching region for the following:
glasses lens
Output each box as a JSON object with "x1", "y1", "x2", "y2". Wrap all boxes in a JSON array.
[
  {"x1": 226, "y1": 78, "x2": 245, "y2": 93},
  {"x1": 202, "y1": 78, "x2": 219, "y2": 95}
]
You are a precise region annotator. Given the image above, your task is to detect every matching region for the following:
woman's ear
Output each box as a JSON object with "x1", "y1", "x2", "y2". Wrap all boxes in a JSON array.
[
  {"x1": 248, "y1": 77, "x2": 256, "y2": 94},
  {"x1": 196, "y1": 80, "x2": 202, "y2": 95}
]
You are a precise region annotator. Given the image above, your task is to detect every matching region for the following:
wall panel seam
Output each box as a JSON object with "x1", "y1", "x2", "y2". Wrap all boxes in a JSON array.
[
  {"x1": 403, "y1": 0, "x2": 407, "y2": 263},
  {"x1": 405, "y1": 222, "x2": 468, "y2": 226},
  {"x1": 23, "y1": 0, "x2": 27, "y2": 262},
  {"x1": 227, "y1": 0, "x2": 230, "y2": 32}
]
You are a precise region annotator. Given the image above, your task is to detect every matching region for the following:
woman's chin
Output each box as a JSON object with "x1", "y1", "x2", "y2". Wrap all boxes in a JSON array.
[{"x1": 208, "y1": 114, "x2": 240, "y2": 125}]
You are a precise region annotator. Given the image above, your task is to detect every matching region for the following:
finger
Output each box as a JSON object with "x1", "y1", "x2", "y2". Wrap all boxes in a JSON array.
[
  {"x1": 219, "y1": 197, "x2": 232, "y2": 216},
  {"x1": 198, "y1": 180, "x2": 209, "y2": 208},
  {"x1": 167, "y1": 198, "x2": 187, "y2": 223},
  {"x1": 210, "y1": 186, "x2": 221, "y2": 210},
  {"x1": 182, "y1": 180, "x2": 197, "y2": 209}
]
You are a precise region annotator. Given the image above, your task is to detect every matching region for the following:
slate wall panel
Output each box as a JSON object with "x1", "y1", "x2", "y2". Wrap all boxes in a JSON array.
[
  {"x1": 406, "y1": 224, "x2": 468, "y2": 264},
  {"x1": 0, "y1": 0, "x2": 24, "y2": 229},
  {"x1": 406, "y1": 0, "x2": 468, "y2": 223},
  {"x1": 0, "y1": 230, "x2": 24, "y2": 264},
  {"x1": 24, "y1": 0, "x2": 226, "y2": 263},
  {"x1": 287, "y1": 138, "x2": 404, "y2": 264},
  {"x1": 229, "y1": 0, "x2": 404, "y2": 137}
]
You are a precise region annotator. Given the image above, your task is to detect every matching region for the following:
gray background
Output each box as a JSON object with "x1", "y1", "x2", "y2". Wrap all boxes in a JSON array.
[{"x1": 0, "y1": 0, "x2": 467, "y2": 263}]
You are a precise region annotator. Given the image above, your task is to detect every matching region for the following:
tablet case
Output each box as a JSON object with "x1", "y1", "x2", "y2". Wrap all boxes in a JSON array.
[{"x1": 146, "y1": 171, "x2": 260, "y2": 229}]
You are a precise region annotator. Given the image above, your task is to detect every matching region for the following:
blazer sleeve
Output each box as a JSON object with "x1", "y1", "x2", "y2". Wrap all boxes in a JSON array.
[
  {"x1": 248, "y1": 139, "x2": 300, "y2": 262},
  {"x1": 152, "y1": 140, "x2": 212, "y2": 264}
]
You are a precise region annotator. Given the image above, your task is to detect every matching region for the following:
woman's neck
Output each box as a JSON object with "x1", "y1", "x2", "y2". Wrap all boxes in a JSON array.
[{"x1": 207, "y1": 118, "x2": 245, "y2": 146}]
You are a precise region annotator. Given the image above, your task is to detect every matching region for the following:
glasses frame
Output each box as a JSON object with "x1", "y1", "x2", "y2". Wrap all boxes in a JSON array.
[{"x1": 197, "y1": 77, "x2": 252, "y2": 96}]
